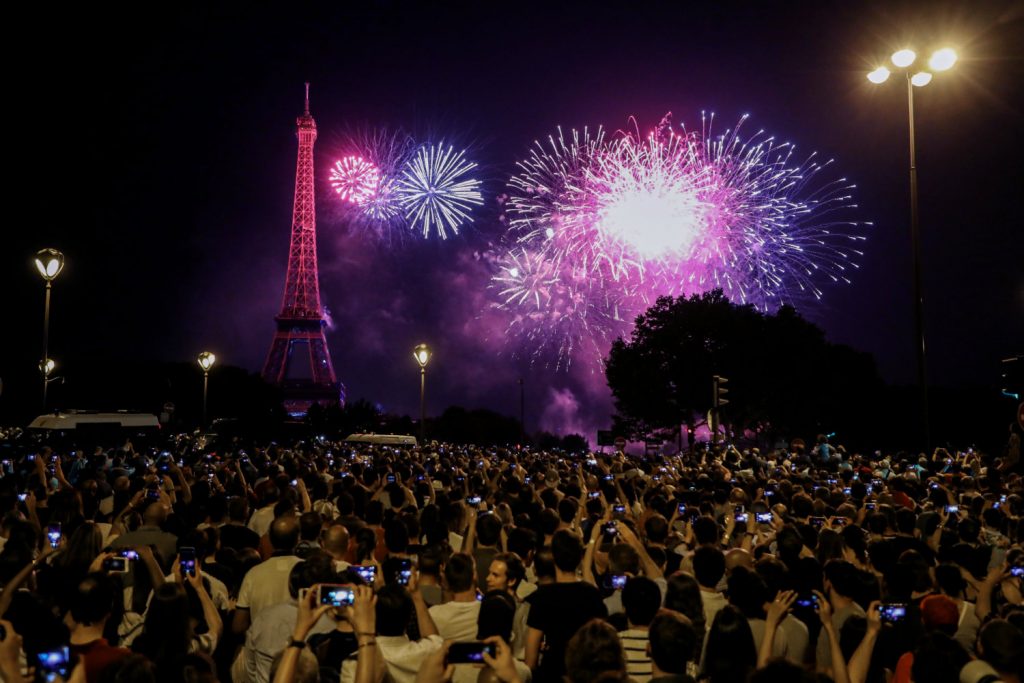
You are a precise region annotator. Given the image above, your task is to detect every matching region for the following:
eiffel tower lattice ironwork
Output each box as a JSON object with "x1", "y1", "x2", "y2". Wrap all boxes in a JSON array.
[{"x1": 261, "y1": 83, "x2": 344, "y2": 413}]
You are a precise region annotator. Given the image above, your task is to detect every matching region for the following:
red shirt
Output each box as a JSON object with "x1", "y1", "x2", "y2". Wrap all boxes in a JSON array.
[{"x1": 70, "y1": 638, "x2": 131, "y2": 683}]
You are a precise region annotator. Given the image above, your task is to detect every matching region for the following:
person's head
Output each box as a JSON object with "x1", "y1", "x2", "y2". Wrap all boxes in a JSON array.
[
  {"x1": 321, "y1": 523, "x2": 350, "y2": 558},
  {"x1": 622, "y1": 576, "x2": 661, "y2": 627},
  {"x1": 557, "y1": 497, "x2": 578, "y2": 524},
  {"x1": 910, "y1": 632, "x2": 970, "y2": 683},
  {"x1": 417, "y1": 546, "x2": 444, "y2": 578},
  {"x1": 443, "y1": 552, "x2": 476, "y2": 593},
  {"x1": 748, "y1": 659, "x2": 818, "y2": 683},
  {"x1": 823, "y1": 559, "x2": 859, "y2": 601},
  {"x1": 270, "y1": 648, "x2": 320, "y2": 683},
  {"x1": 703, "y1": 605, "x2": 757, "y2": 683},
  {"x1": 647, "y1": 611, "x2": 697, "y2": 676},
  {"x1": 298, "y1": 511, "x2": 323, "y2": 542},
  {"x1": 287, "y1": 554, "x2": 338, "y2": 600},
  {"x1": 693, "y1": 545, "x2": 726, "y2": 590},
  {"x1": 727, "y1": 565, "x2": 769, "y2": 619},
  {"x1": 564, "y1": 619, "x2": 628, "y2": 683},
  {"x1": 607, "y1": 543, "x2": 641, "y2": 576},
  {"x1": 228, "y1": 496, "x2": 249, "y2": 523},
  {"x1": 374, "y1": 584, "x2": 413, "y2": 637},
  {"x1": 59, "y1": 522, "x2": 104, "y2": 570},
  {"x1": 550, "y1": 529, "x2": 584, "y2": 574},
  {"x1": 139, "y1": 583, "x2": 193, "y2": 660},
  {"x1": 476, "y1": 590, "x2": 516, "y2": 641},
  {"x1": 476, "y1": 514, "x2": 503, "y2": 547},
  {"x1": 486, "y1": 552, "x2": 525, "y2": 594},
  {"x1": 664, "y1": 572, "x2": 706, "y2": 643},
  {"x1": 269, "y1": 515, "x2": 300, "y2": 553},
  {"x1": 69, "y1": 572, "x2": 117, "y2": 627},
  {"x1": 977, "y1": 619, "x2": 1024, "y2": 679},
  {"x1": 533, "y1": 547, "x2": 555, "y2": 582}
]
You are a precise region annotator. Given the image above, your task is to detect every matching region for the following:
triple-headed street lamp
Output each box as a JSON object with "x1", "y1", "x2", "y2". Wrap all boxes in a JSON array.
[
  {"x1": 34, "y1": 249, "x2": 65, "y2": 411},
  {"x1": 413, "y1": 344, "x2": 431, "y2": 444},
  {"x1": 866, "y1": 46, "x2": 957, "y2": 448}
]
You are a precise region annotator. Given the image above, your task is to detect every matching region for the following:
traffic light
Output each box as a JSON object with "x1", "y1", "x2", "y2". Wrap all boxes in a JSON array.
[{"x1": 713, "y1": 375, "x2": 730, "y2": 408}]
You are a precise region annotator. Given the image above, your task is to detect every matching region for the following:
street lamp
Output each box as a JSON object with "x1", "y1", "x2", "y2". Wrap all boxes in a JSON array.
[
  {"x1": 413, "y1": 344, "x2": 431, "y2": 444},
  {"x1": 34, "y1": 248, "x2": 65, "y2": 411},
  {"x1": 866, "y1": 44, "x2": 957, "y2": 448},
  {"x1": 197, "y1": 351, "x2": 216, "y2": 428}
]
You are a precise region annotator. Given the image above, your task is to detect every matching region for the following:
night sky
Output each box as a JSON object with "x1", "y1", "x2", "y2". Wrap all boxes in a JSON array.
[{"x1": 3, "y1": 1, "x2": 1022, "y2": 434}]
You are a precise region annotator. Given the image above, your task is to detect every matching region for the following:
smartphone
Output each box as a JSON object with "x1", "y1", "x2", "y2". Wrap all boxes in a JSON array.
[
  {"x1": 810, "y1": 516, "x2": 827, "y2": 529},
  {"x1": 735, "y1": 513, "x2": 749, "y2": 523},
  {"x1": 588, "y1": 491, "x2": 601, "y2": 500},
  {"x1": 613, "y1": 504, "x2": 626, "y2": 516},
  {"x1": 466, "y1": 495, "x2": 482, "y2": 505},
  {"x1": 945, "y1": 505, "x2": 959, "y2": 515},
  {"x1": 36, "y1": 647, "x2": 71, "y2": 683},
  {"x1": 832, "y1": 517, "x2": 849, "y2": 527},
  {"x1": 17, "y1": 493, "x2": 27, "y2": 502},
  {"x1": 318, "y1": 584, "x2": 355, "y2": 606},
  {"x1": 447, "y1": 641, "x2": 497, "y2": 664},
  {"x1": 755, "y1": 512, "x2": 772, "y2": 524},
  {"x1": 103, "y1": 557, "x2": 129, "y2": 573},
  {"x1": 734, "y1": 505, "x2": 745, "y2": 515},
  {"x1": 609, "y1": 574, "x2": 627, "y2": 590},
  {"x1": 119, "y1": 549, "x2": 140, "y2": 561},
  {"x1": 795, "y1": 594, "x2": 818, "y2": 609},
  {"x1": 47, "y1": 523, "x2": 62, "y2": 549},
  {"x1": 878, "y1": 603, "x2": 907, "y2": 623},
  {"x1": 602, "y1": 474, "x2": 614, "y2": 481},
  {"x1": 1010, "y1": 566, "x2": 1024, "y2": 578},
  {"x1": 394, "y1": 559, "x2": 413, "y2": 586},
  {"x1": 843, "y1": 488, "x2": 852, "y2": 496},
  {"x1": 865, "y1": 503, "x2": 877, "y2": 511},
  {"x1": 146, "y1": 488, "x2": 161, "y2": 502},
  {"x1": 179, "y1": 546, "x2": 197, "y2": 578},
  {"x1": 352, "y1": 565, "x2": 377, "y2": 584},
  {"x1": 677, "y1": 503, "x2": 687, "y2": 515},
  {"x1": 386, "y1": 474, "x2": 397, "y2": 484}
]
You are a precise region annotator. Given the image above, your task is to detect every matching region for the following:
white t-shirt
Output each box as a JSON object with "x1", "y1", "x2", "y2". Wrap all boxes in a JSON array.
[
  {"x1": 428, "y1": 600, "x2": 481, "y2": 642},
  {"x1": 237, "y1": 555, "x2": 301, "y2": 620}
]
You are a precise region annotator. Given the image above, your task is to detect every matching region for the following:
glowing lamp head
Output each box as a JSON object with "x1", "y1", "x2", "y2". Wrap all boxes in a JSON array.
[
  {"x1": 34, "y1": 248, "x2": 65, "y2": 282},
  {"x1": 911, "y1": 71, "x2": 933, "y2": 87},
  {"x1": 867, "y1": 66, "x2": 891, "y2": 84},
  {"x1": 929, "y1": 48, "x2": 957, "y2": 71},
  {"x1": 413, "y1": 343, "x2": 431, "y2": 369},
  {"x1": 891, "y1": 49, "x2": 917, "y2": 68},
  {"x1": 39, "y1": 358, "x2": 55, "y2": 377},
  {"x1": 197, "y1": 351, "x2": 216, "y2": 372}
]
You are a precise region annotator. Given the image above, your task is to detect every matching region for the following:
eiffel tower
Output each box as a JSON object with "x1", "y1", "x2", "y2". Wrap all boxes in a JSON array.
[{"x1": 262, "y1": 83, "x2": 344, "y2": 414}]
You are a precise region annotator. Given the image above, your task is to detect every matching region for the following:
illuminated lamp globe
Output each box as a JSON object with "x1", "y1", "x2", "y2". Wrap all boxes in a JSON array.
[
  {"x1": 911, "y1": 72, "x2": 933, "y2": 87},
  {"x1": 34, "y1": 248, "x2": 65, "y2": 282},
  {"x1": 413, "y1": 344, "x2": 431, "y2": 369},
  {"x1": 891, "y1": 49, "x2": 917, "y2": 68},
  {"x1": 39, "y1": 358, "x2": 55, "y2": 377},
  {"x1": 929, "y1": 48, "x2": 957, "y2": 71},
  {"x1": 867, "y1": 66, "x2": 891, "y2": 84},
  {"x1": 197, "y1": 351, "x2": 216, "y2": 372}
]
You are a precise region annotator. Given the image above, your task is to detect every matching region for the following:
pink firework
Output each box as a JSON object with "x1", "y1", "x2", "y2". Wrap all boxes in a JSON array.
[{"x1": 329, "y1": 155, "x2": 381, "y2": 206}]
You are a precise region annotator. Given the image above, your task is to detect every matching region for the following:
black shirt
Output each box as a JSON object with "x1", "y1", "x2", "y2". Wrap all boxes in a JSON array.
[
  {"x1": 218, "y1": 523, "x2": 261, "y2": 553},
  {"x1": 526, "y1": 581, "x2": 608, "y2": 683}
]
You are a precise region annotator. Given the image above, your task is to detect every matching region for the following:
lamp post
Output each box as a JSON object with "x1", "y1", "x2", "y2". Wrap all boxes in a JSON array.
[
  {"x1": 197, "y1": 351, "x2": 216, "y2": 428},
  {"x1": 413, "y1": 344, "x2": 431, "y2": 444},
  {"x1": 34, "y1": 249, "x2": 65, "y2": 411},
  {"x1": 866, "y1": 46, "x2": 957, "y2": 448}
]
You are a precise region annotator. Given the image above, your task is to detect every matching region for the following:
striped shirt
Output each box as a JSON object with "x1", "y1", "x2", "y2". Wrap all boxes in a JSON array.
[{"x1": 619, "y1": 628, "x2": 652, "y2": 682}]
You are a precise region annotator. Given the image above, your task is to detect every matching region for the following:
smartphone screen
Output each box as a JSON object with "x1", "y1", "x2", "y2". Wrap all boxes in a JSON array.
[
  {"x1": 447, "y1": 642, "x2": 497, "y2": 664},
  {"x1": 395, "y1": 559, "x2": 413, "y2": 586},
  {"x1": 37, "y1": 647, "x2": 71, "y2": 682},
  {"x1": 878, "y1": 603, "x2": 907, "y2": 623},
  {"x1": 318, "y1": 584, "x2": 355, "y2": 606},
  {"x1": 353, "y1": 565, "x2": 377, "y2": 584},
  {"x1": 103, "y1": 557, "x2": 129, "y2": 573},
  {"x1": 179, "y1": 546, "x2": 197, "y2": 577},
  {"x1": 47, "y1": 523, "x2": 62, "y2": 549}
]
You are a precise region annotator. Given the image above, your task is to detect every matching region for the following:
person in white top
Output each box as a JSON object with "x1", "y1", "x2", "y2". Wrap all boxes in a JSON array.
[
  {"x1": 232, "y1": 516, "x2": 301, "y2": 635},
  {"x1": 376, "y1": 570, "x2": 443, "y2": 683},
  {"x1": 247, "y1": 484, "x2": 281, "y2": 537},
  {"x1": 428, "y1": 553, "x2": 481, "y2": 642}
]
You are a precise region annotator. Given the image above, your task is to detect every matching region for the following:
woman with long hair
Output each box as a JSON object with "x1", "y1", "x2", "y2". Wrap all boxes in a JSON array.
[
  {"x1": 701, "y1": 605, "x2": 757, "y2": 683},
  {"x1": 664, "y1": 571, "x2": 707, "y2": 647},
  {"x1": 563, "y1": 619, "x2": 629, "y2": 683}
]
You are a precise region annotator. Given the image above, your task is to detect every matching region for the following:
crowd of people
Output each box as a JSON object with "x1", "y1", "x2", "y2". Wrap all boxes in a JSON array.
[{"x1": 0, "y1": 429, "x2": 1022, "y2": 683}]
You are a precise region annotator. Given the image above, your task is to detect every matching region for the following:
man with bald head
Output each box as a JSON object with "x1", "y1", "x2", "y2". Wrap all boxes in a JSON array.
[
  {"x1": 110, "y1": 501, "x2": 178, "y2": 570},
  {"x1": 321, "y1": 523, "x2": 351, "y2": 573},
  {"x1": 232, "y1": 514, "x2": 301, "y2": 635}
]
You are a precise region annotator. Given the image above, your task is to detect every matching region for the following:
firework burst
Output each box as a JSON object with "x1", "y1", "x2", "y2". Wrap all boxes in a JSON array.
[
  {"x1": 329, "y1": 155, "x2": 381, "y2": 205},
  {"x1": 493, "y1": 113, "x2": 869, "y2": 367},
  {"x1": 396, "y1": 143, "x2": 484, "y2": 240}
]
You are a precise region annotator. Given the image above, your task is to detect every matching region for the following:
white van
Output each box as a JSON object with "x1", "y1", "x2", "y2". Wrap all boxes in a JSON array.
[{"x1": 343, "y1": 433, "x2": 418, "y2": 447}]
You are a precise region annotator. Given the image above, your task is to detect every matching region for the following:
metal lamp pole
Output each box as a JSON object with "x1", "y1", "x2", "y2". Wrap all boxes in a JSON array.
[
  {"x1": 34, "y1": 249, "x2": 65, "y2": 411},
  {"x1": 414, "y1": 344, "x2": 431, "y2": 444}
]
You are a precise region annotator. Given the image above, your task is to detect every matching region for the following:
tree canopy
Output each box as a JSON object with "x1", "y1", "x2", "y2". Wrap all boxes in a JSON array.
[{"x1": 605, "y1": 290, "x2": 883, "y2": 445}]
